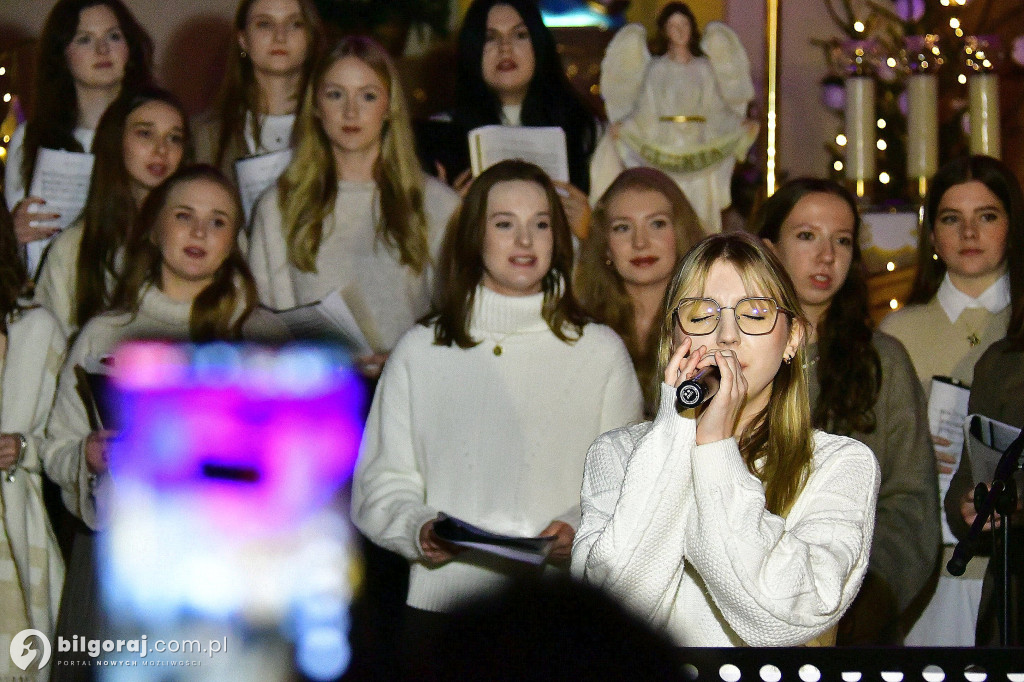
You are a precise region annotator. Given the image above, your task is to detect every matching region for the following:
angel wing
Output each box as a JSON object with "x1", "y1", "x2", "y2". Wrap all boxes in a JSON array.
[
  {"x1": 599, "y1": 23, "x2": 651, "y2": 123},
  {"x1": 700, "y1": 21, "x2": 755, "y2": 118}
]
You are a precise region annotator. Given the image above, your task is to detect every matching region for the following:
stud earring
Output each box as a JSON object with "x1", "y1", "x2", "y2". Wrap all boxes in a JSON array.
[
  {"x1": 240, "y1": 49, "x2": 248, "y2": 59},
  {"x1": 605, "y1": 258, "x2": 612, "y2": 266},
  {"x1": 783, "y1": 354, "x2": 792, "y2": 364}
]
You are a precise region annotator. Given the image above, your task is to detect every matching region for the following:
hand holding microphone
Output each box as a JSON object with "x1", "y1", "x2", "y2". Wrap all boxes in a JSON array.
[
  {"x1": 676, "y1": 365, "x2": 721, "y2": 408},
  {"x1": 665, "y1": 340, "x2": 747, "y2": 445}
]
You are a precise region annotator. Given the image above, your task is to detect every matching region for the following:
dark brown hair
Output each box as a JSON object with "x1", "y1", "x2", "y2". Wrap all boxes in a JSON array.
[
  {"x1": 209, "y1": 0, "x2": 324, "y2": 170},
  {"x1": 454, "y1": 0, "x2": 597, "y2": 191},
  {"x1": 74, "y1": 87, "x2": 193, "y2": 329},
  {"x1": 653, "y1": 2, "x2": 704, "y2": 57},
  {"x1": 20, "y1": 0, "x2": 153, "y2": 191},
  {"x1": 0, "y1": 199, "x2": 28, "y2": 331},
  {"x1": 430, "y1": 159, "x2": 588, "y2": 348},
  {"x1": 110, "y1": 165, "x2": 257, "y2": 340},
  {"x1": 910, "y1": 155, "x2": 1023, "y2": 312},
  {"x1": 756, "y1": 177, "x2": 881, "y2": 435}
]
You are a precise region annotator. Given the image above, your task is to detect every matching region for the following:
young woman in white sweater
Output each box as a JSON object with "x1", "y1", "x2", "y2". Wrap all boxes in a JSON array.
[
  {"x1": 43, "y1": 166, "x2": 281, "y2": 648},
  {"x1": 247, "y1": 36, "x2": 458, "y2": 377},
  {"x1": 351, "y1": 160, "x2": 642, "y2": 620},
  {"x1": 572, "y1": 231, "x2": 880, "y2": 647},
  {"x1": 34, "y1": 87, "x2": 190, "y2": 339},
  {"x1": 7, "y1": 0, "x2": 152, "y2": 254},
  {"x1": 0, "y1": 199, "x2": 66, "y2": 642},
  {"x1": 46, "y1": 165, "x2": 270, "y2": 531}
]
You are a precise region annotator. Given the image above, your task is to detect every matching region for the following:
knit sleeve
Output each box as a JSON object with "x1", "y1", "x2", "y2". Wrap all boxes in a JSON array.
[
  {"x1": 868, "y1": 333, "x2": 941, "y2": 611},
  {"x1": 685, "y1": 433, "x2": 880, "y2": 646},
  {"x1": 572, "y1": 384, "x2": 698, "y2": 626},
  {"x1": 33, "y1": 222, "x2": 80, "y2": 338},
  {"x1": 42, "y1": 320, "x2": 105, "y2": 529},
  {"x1": 349, "y1": 334, "x2": 437, "y2": 562},
  {"x1": 6, "y1": 308, "x2": 66, "y2": 476},
  {"x1": 246, "y1": 191, "x2": 296, "y2": 311}
]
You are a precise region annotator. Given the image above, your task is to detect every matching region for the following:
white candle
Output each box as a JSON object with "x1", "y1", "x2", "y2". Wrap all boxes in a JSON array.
[
  {"x1": 907, "y1": 74, "x2": 938, "y2": 179},
  {"x1": 845, "y1": 77, "x2": 876, "y2": 181},
  {"x1": 969, "y1": 73, "x2": 1001, "y2": 158}
]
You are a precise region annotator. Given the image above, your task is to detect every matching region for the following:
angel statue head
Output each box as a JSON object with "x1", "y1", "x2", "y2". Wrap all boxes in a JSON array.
[{"x1": 654, "y1": 2, "x2": 704, "y2": 58}]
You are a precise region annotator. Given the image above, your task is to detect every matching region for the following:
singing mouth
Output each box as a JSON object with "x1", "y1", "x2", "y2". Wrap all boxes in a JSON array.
[
  {"x1": 184, "y1": 246, "x2": 207, "y2": 259},
  {"x1": 509, "y1": 255, "x2": 536, "y2": 266},
  {"x1": 497, "y1": 58, "x2": 517, "y2": 72},
  {"x1": 809, "y1": 273, "x2": 832, "y2": 289},
  {"x1": 147, "y1": 163, "x2": 168, "y2": 177},
  {"x1": 630, "y1": 256, "x2": 658, "y2": 267}
]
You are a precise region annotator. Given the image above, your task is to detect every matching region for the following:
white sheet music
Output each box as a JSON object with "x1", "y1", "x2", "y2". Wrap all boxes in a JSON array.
[
  {"x1": 275, "y1": 289, "x2": 374, "y2": 356},
  {"x1": 26, "y1": 147, "x2": 95, "y2": 277},
  {"x1": 235, "y1": 148, "x2": 293, "y2": 222},
  {"x1": 468, "y1": 125, "x2": 569, "y2": 182},
  {"x1": 965, "y1": 414, "x2": 1022, "y2": 487},
  {"x1": 929, "y1": 377, "x2": 971, "y2": 544}
]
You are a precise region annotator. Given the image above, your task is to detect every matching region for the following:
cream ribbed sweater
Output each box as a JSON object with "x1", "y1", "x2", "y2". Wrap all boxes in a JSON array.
[
  {"x1": 351, "y1": 286, "x2": 643, "y2": 612},
  {"x1": 573, "y1": 384, "x2": 880, "y2": 646},
  {"x1": 246, "y1": 176, "x2": 458, "y2": 351}
]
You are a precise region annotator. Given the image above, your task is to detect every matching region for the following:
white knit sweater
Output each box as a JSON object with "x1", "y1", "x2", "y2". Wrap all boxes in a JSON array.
[
  {"x1": 246, "y1": 175, "x2": 458, "y2": 351},
  {"x1": 572, "y1": 384, "x2": 880, "y2": 646},
  {"x1": 351, "y1": 286, "x2": 643, "y2": 612}
]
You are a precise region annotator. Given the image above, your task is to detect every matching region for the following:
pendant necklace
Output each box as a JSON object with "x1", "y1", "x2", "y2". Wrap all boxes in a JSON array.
[{"x1": 487, "y1": 331, "x2": 520, "y2": 356}]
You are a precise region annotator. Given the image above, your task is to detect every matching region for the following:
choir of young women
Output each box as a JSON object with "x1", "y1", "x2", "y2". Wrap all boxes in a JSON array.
[{"x1": 4, "y1": 0, "x2": 1024, "y2": 657}]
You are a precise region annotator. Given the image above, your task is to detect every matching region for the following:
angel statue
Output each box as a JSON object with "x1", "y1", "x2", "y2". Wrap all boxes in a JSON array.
[{"x1": 591, "y1": 2, "x2": 759, "y2": 233}]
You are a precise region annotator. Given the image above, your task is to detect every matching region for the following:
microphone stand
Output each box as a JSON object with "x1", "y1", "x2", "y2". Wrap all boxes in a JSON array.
[{"x1": 947, "y1": 427, "x2": 1024, "y2": 646}]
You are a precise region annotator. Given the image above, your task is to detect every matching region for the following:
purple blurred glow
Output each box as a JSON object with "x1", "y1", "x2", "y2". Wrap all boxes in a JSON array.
[
  {"x1": 895, "y1": 0, "x2": 925, "y2": 22},
  {"x1": 108, "y1": 342, "x2": 366, "y2": 536}
]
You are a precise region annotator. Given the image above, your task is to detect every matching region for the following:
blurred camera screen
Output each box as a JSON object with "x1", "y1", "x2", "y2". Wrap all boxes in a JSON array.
[{"x1": 97, "y1": 341, "x2": 366, "y2": 680}]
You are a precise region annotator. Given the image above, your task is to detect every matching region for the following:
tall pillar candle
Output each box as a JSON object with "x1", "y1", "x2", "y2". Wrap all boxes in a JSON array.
[
  {"x1": 906, "y1": 73, "x2": 938, "y2": 180},
  {"x1": 845, "y1": 76, "x2": 876, "y2": 186},
  {"x1": 969, "y1": 73, "x2": 1001, "y2": 158}
]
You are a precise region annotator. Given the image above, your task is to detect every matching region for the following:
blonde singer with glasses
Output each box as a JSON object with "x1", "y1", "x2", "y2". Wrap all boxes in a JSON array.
[{"x1": 572, "y1": 232, "x2": 880, "y2": 647}]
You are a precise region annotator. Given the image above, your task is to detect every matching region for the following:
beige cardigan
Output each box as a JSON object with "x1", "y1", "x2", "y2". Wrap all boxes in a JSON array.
[{"x1": 1, "y1": 305, "x2": 67, "y2": 635}]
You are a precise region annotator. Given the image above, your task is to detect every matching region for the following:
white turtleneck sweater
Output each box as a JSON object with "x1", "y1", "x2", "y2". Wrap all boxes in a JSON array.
[
  {"x1": 351, "y1": 286, "x2": 643, "y2": 612},
  {"x1": 246, "y1": 176, "x2": 459, "y2": 351}
]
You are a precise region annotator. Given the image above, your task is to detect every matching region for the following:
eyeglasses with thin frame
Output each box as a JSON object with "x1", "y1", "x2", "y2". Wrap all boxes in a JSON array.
[{"x1": 672, "y1": 297, "x2": 794, "y2": 336}]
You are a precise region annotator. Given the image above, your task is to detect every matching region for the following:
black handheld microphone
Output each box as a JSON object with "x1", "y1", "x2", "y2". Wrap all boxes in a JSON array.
[{"x1": 676, "y1": 365, "x2": 721, "y2": 408}]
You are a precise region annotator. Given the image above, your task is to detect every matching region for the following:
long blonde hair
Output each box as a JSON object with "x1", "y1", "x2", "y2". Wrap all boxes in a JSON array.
[
  {"x1": 660, "y1": 232, "x2": 812, "y2": 515},
  {"x1": 575, "y1": 168, "x2": 704, "y2": 411},
  {"x1": 279, "y1": 36, "x2": 429, "y2": 274}
]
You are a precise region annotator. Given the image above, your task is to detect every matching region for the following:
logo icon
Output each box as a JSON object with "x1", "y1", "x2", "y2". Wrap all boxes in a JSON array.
[{"x1": 10, "y1": 629, "x2": 51, "y2": 671}]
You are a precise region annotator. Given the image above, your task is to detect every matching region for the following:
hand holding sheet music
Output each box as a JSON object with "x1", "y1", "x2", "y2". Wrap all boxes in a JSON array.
[
  {"x1": 928, "y1": 376, "x2": 971, "y2": 544},
  {"x1": 468, "y1": 125, "x2": 569, "y2": 182},
  {"x1": 431, "y1": 513, "x2": 557, "y2": 565},
  {"x1": 25, "y1": 147, "x2": 95, "y2": 275}
]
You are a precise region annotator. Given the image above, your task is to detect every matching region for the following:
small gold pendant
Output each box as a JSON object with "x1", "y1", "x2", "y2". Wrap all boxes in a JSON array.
[
  {"x1": 493, "y1": 345, "x2": 503, "y2": 356},
  {"x1": 967, "y1": 332, "x2": 980, "y2": 347}
]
